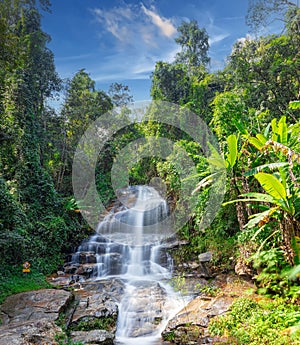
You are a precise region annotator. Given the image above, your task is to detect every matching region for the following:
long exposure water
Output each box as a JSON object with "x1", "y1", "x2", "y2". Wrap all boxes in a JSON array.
[{"x1": 72, "y1": 186, "x2": 185, "y2": 344}]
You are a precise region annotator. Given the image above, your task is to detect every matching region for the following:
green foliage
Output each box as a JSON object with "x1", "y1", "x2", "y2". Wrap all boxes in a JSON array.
[
  {"x1": 228, "y1": 34, "x2": 300, "y2": 121},
  {"x1": 162, "y1": 330, "x2": 176, "y2": 342},
  {"x1": 246, "y1": 0, "x2": 299, "y2": 34},
  {"x1": 151, "y1": 62, "x2": 190, "y2": 103},
  {"x1": 225, "y1": 134, "x2": 238, "y2": 169},
  {"x1": 198, "y1": 284, "x2": 221, "y2": 297},
  {"x1": 55, "y1": 332, "x2": 84, "y2": 345},
  {"x1": 251, "y1": 248, "x2": 299, "y2": 299},
  {"x1": 69, "y1": 316, "x2": 116, "y2": 332},
  {"x1": 210, "y1": 91, "x2": 248, "y2": 142},
  {"x1": 108, "y1": 82, "x2": 133, "y2": 107},
  {"x1": 289, "y1": 101, "x2": 300, "y2": 110},
  {"x1": 175, "y1": 20, "x2": 210, "y2": 68},
  {"x1": 209, "y1": 297, "x2": 300, "y2": 345},
  {"x1": 0, "y1": 268, "x2": 51, "y2": 305}
]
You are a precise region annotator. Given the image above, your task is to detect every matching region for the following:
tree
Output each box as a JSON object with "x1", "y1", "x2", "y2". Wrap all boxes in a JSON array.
[
  {"x1": 175, "y1": 20, "x2": 210, "y2": 69},
  {"x1": 108, "y1": 82, "x2": 133, "y2": 107},
  {"x1": 150, "y1": 62, "x2": 190, "y2": 104},
  {"x1": 228, "y1": 34, "x2": 300, "y2": 121},
  {"x1": 57, "y1": 70, "x2": 112, "y2": 192},
  {"x1": 210, "y1": 91, "x2": 249, "y2": 143},
  {"x1": 246, "y1": 0, "x2": 299, "y2": 33}
]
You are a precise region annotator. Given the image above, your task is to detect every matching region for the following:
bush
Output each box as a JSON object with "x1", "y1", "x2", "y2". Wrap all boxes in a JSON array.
[{"x1": 209, "y1": 297, "x2": 300, "y2": 345}]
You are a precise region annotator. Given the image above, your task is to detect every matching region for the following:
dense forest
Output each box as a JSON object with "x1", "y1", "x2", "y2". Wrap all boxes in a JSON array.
[{"x1": 0, "y1": 0, "x2": 300, "y2": 343}]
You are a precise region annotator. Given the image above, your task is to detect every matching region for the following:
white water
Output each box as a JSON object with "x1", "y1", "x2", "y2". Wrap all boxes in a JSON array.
[{"x1": 73, "y1": 186, "x2": 186, "y2": 344}]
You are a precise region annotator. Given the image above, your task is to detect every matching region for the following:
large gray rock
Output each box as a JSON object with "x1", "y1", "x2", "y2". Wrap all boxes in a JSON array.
[
  {"x1": 162, "y1": 295, "x2": 234, "y2": 344},
  {"x1": 69, "y1": 280, "x2": 122, "y2": 337},
  {"x1": 0, "y1": 289, "x2": 72, "y2": 325},
  {"x1": 70, "y1": 330, "x2": 114, "y2": 344},
  {"x1": 198, "y1": 252, "x2": 213, "y2": 278},
  {"x1": 0, "y1": 318, "x2": 62, "y2": 345},
  {"x1": 76, "y1": 251, "x2": 97, "y2": 264}
]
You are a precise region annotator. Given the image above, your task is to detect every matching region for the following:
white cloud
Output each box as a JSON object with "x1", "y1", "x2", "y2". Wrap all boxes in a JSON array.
[
  {"x1": 92, "y1": 4, "x2": 176, "y2": 48},
  {"x1": 209, "y1": 33, "x2": 230, "y2": 45},
  {"x1": 236, "y1": 33, "x2": 255, "y2": 45},
  {"x1": 141, "y1": 4, "x2": 176, "y2": 38},
  {"x1": 88, "y1": 3, "x2": 179, "y2": 81},
  {"x1": 93, "y1": 7, "x2": 134, "y2": 44}
]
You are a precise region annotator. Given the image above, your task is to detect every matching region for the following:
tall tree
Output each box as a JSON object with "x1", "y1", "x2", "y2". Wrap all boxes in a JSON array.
[
  {"x1": 246, "y1": 0, "x2": 299, "y2": 33},
  {"x1": 151, "y1": 62, "x2": 190, "y2": 104},
  {"x1": 175, "y1": 20, "x2": 210, "y2": 69},
  {"x1": 57, "y1": 70, "x2": 112, "y2": 192},
  {"x1": 227, "y1": 34, "x2": 300, "y2": 121},
  {"x1": 108, "y1": 82, "x2": 133, "y2": 107}
]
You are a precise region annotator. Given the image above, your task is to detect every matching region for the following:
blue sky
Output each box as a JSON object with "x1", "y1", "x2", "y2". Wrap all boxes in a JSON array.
[{"x1": 41, "y1": 0, "x2": 282, "y2": 102}]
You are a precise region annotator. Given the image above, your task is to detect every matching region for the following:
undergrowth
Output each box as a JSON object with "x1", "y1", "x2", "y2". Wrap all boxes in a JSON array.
[
  {"x1": 0, "y1": 266, "x2": 51, "y2": 305},
  {"x1": 209, "y1": 297, "x2": 300, "y2": 345}
]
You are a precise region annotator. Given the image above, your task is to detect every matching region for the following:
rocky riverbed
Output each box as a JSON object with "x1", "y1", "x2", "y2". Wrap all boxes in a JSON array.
[
  {"x1": 0, "y1": 278, "x2": 123, "y2": 345},
  {"x1": 0, "y1": 269, "x2": 255, "y2": 345}
]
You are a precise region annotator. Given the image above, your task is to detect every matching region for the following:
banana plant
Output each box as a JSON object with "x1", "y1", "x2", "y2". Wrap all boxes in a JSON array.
[
  {"x1": 224, "y1": 115, "x2": 300, "y2": 265},
  {"x1": 193, "y1": 133, "x2": 252, "y2": 229}
]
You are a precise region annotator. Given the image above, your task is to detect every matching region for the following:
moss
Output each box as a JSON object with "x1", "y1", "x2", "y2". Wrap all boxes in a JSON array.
[{"x1": 69, "y1": 316, "x2": 117, "y2": 332}]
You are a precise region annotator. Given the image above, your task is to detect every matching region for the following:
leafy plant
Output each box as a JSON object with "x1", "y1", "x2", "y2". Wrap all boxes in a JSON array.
[{"x1": 209, "y1": 297, "x2": 300, "y2": 345}]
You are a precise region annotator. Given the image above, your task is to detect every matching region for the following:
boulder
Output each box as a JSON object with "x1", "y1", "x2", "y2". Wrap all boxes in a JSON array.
[
  {"x1": 78, "y1": 251, "x2": 97, "y2": 264},
  {"x1": 198, "y1": 252, "x2": 213, "y2": 278},
  {"x1": 70, "y1": 330, "x2": 114, "y2": 344},
  {"x1": 0, "y1": 319, "x2": 62, "y2": 345},
  {"x1": 64, "y1": 264, "x2": 80, "y2": 274},
  {"x1": 75, "y1": 263, "x2": 96, "y2": 277},
  {"x1": 70, "y1": 281, "x2": 120, "y2": 334},
  {"x1": 0, "y1": 289, "x2": 73, "y2": 325},
  {"x1": 162, "y1": 294, "x2": 234, "y2": 344}
]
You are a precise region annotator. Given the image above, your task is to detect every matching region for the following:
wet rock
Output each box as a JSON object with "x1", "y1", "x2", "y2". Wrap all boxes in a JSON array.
[
  {"x1": 78, "y1": 251, "x2": 97, "y2": 264},
  {"x1": 118, "y1": 281, "x2": 168, "y2": 337},
  {"x1": 0, "y1": 319, "x2": 62, "y2": 345},
  {"x1": 0, "y1": 289, "x2": 73, "y2": 325},
  {"x1": 64, "y1": 263, "x2": 80, "y2": 274},
  {"x1": 80, "y1": 279, "x2": 125, "y2": 303},
  {"x1": 76, "y1": 263, "x2": 96, "y2": 277},
  {"x1": 70, "y1": 281, "x2": 120, "y2": 334},
  {"x1": 70, "y1": 330, "x2": 114, "y2": 344},
  {"x1": 48, "y1": 275, "x2": 72, "y2": 288},
  {"x1": 0, "y1": 289, "x2": 72, "y2": 345},
  {"x1": 162, "y1": 295, "x2": 234, "y2": 344}
]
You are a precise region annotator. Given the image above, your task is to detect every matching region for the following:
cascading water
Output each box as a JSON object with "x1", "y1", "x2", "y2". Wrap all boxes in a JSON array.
[{"x1": 72, "y1": 186, "x2": 185, "y2": 344}]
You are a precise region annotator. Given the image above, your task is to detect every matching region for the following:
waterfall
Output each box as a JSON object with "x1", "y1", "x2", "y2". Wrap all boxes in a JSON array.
[{"x1": 72, "y1": 186, "x2": 185, "y2": 345}]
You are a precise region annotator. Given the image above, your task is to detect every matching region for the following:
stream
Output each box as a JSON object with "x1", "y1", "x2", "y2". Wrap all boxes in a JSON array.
[{"x1": 72, "y1": 185, "x2": 186, "y2": 344}]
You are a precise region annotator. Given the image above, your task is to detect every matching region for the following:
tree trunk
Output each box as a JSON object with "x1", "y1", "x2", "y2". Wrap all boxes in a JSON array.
[
  {"x1": 230, "y1": 177, "x2": 247, "y2": 230},
  {"x1": 280, "y1": 214, "x2": 298, "y2": 266}
]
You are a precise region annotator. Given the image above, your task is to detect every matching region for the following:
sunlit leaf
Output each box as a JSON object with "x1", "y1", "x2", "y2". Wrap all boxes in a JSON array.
[
  {"x1": 226, "y1": 134, "x2": 237, "y2": 168},
  {"x1": 278, "y1": 116, "x2": 287, "y2": 145},
  {"x1": 255, "y1": 172, "x2": 287, "y2": 201},
  {"x1": 289, "y1": 101, "x2": 300, "y2": 110},
  {"x1": 248, "y1": 136, "x2": 264, "y2": 150}
]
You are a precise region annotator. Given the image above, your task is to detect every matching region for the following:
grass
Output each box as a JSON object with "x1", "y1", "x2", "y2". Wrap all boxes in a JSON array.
[{"x1": 0, "y1": 266, "x2": 51, "y2": 305}]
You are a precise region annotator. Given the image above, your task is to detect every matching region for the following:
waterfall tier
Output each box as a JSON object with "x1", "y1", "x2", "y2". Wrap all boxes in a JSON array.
[{"x1": 71, "y1": 185, "x2": 184, "y2": 344}]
